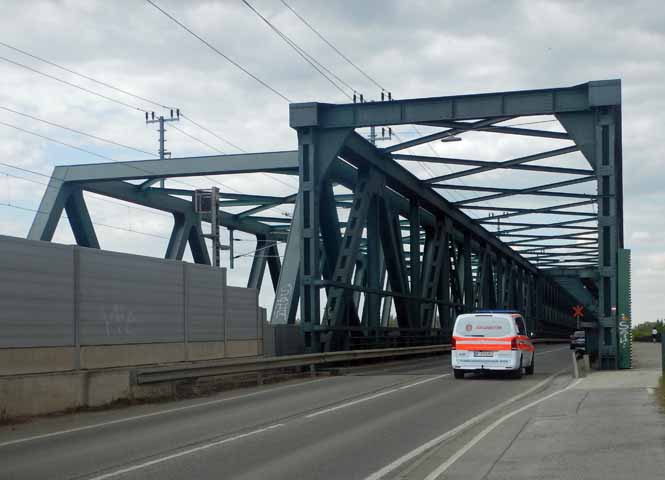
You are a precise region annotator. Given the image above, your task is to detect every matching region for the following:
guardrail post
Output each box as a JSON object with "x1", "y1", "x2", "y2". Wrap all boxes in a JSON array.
[
  {"x1": 572, "y1": 350, "x2": 580, "y2": 379},
  {"x1": 661, "y1": 332, "x2": 664, "y2": 374}
]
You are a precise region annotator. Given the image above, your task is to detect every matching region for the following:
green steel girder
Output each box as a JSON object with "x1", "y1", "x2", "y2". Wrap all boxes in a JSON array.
[
  {"x1": 423, "y1": 146, "x2": 580, "y2": 183},
  {"x1": 393, "y1": 153, "x2": 594, "y2": 176},
  {"x1": 26, "y1": 80, "x2": 623, "y2": 363}
]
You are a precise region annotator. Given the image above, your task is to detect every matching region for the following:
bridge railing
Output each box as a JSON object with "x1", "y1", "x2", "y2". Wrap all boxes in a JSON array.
[{"x1": 133, "y1": 338, "x2": 568, "y2": 385}]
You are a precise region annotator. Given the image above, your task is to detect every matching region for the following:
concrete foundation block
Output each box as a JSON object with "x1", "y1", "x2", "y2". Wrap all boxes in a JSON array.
[
  {"x1": 186, "y1": 342, "x2": 225, "y2": 361},
  {"x1": 80, "y1": 343, "x2": 186, "y2": 369},
  {"x1": 0, "y1": 371, "x2": 84, "y2": 418},
  {"x1": 226, "y1": 340, "x2": 260, "y2": 358},
  {"x1": 0, "y1": 347, "x2": 76, "y2": 375}
]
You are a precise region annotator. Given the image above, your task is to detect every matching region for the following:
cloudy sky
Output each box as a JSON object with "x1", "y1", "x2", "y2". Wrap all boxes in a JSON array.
[{"x1": 0, "y1": 0, "x2": 663, "y2": 324}]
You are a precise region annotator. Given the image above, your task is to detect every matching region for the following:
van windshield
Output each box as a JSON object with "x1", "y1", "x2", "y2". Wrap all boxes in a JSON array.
[{"x1": 454, "y1": 315, "x2": 514, "y2": 337}]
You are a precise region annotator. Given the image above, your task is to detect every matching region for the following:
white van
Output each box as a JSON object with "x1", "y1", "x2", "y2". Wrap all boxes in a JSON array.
[{"x1": 451, "y1": 311, "x2": 534, "y2": 379}]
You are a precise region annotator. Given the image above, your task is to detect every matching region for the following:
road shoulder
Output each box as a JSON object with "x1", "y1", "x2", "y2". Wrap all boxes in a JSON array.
[{"x1": 407, "y1": 343, "x2": 665, "y2": 480}]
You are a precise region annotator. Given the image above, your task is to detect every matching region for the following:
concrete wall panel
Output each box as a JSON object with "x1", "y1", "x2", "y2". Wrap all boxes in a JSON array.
[
  {"x1": 186, "y1": 264, "x2": 225, "y2": 342},
  {"x1": 78, "y1": 249, "x2": 184, "y2": 345},
  {"x1": 0, "y1": 235, "x2": 74, "y2": 347},
  {"x1": 226, "y1": 287, "x2": 259, "y2": 340}
]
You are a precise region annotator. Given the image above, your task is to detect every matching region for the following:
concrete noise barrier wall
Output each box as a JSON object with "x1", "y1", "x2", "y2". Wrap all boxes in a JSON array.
[{"x1": 0, "y1": 235, "x2": 263, "y2": 375}]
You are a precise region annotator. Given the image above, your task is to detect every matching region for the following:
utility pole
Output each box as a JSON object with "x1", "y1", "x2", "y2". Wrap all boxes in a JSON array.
[{"x1": 145, "y1": 109, "x2": 180, "y2": 188}]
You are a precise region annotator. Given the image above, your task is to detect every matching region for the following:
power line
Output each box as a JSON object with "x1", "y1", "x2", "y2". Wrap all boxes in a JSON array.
[
  {"x1": 0, "y1": 91, "x2": 291, "y2": 216},
  {"x1": 0, "y1": 41, "x2": 249, "y2": 165},
  {"x1": 0, "y1": 168, "x2": 173, "y2": 218},
  {"x1": 0, "y1": 106, "x2": 155, "y2": 156},
  {"x1": 0, "y1": 120, "x2": 202, "y2": 190},
  {"x1": 279, "y1": 0, "x2": 386, "y2": 92},
  {"x1": 1, "y1": 202, "x2": 170, "y2": 240},
  {"x1": 180, "y1": 114, "x2": 245, "y2": 153},
  {"x1": 0, "y1": 55, "x2": 147, "y2": 113},
  {"x1": 171, "y1": 123, "x2": 228, "y2": 154},
  {"x1": 165, "y1": 126, "x2": 295, "y2": 214},
  {"x1": 0, "y1": 120, "x2": 119, "y2": 162},
  {"x1": 241, "y1": 0, "x2": 354, "y2": 100},
  {"x1": 144, "y1": 0, "x2": 292, "y2": 102},
  {"x1": 0, "y1": 40, "x2": 173, "y2": 111}
]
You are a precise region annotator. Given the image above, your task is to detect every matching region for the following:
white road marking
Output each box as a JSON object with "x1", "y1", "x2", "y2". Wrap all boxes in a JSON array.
[
  {"x1": 423, "y1": 378, "x2": 582, "y2": 480},
  {"x1": 0, "y1": 377, "x2": 331, "y2": 449},
  {"x1": 86, "y1": 423, "x2": 284, "y2": 480},
  {"x1": 536, "y1": 346, "x2": 569, "y2": 356},
  {"x1": 0, "y1": 347, "x2": 568, "y2": 450},
  {"x1": 363, "y1": 370, "x2": 567, "y2": 480},
  {"x1": 306, "y1": 373, "x2": 450, "y2": 419}
]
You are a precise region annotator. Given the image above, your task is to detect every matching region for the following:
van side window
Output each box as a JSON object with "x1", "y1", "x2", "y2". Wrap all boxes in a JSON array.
[{"x1": 515, "y1": 317, "x2": 527, "y2": 335}]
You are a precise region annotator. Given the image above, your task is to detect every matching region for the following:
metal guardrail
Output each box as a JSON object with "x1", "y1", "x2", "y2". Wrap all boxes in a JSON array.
[
  {"x1": 134, "y1": 344, "x2": 450, "y2": 384},
  {"x1": 133, "y1": 338, "x2": 569, "y2": 385}
]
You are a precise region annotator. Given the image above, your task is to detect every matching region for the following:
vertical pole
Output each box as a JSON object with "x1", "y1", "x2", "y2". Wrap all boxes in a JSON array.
[
  {"x1": 366, "y1": 198, "x2": 381, "y2": 329},
  {"x1": 597, "y1": 107, "x2": 621, "y2": 369},
  {"x1": 661, "y1": 331, "x2": 664, "y2": 374},
  {"x1": 229, "y1": 228, "x2": 235, "y2": 269},
  {"x1": 159, "y1": 116, "x2": 165, "y2": 189},
  {"x1": 438, "y1": 218, "x2": 451, "y2": 336},
  {"x1": 211, "y1": 187, "x2": 220, "y2": 267},
  {"x1": 409, "y1": 200, "x2": 421, "y2": 325},
  {"x1": 462, "y1": 232, "x2": 473, "y2": 312},
  {"x1": 73, "y1": 247, "x2": 81, "y2": 369}
]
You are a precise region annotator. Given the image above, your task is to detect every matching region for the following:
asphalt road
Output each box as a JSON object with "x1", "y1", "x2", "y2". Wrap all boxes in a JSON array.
[{"x1": 0, "y1": 345, "x2": 572, "y2": 480}]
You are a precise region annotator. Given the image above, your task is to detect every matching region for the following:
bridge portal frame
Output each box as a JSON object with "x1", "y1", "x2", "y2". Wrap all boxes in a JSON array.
[{"x1": 27, "y1": 80, "x2": 624, "y2": 367}]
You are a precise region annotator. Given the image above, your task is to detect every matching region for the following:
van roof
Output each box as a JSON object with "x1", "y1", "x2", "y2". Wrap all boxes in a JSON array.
[
  {"x1": 474, "y1": 309, "x2": 522, "y2": 314},
  {"x1": 455, "y1": 312, "x2": 520, "y2": 321}
]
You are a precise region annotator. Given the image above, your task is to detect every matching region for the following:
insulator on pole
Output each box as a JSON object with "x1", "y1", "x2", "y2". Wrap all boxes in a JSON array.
[
  {"x1": 381, "y1": 91, "x2": 385, "y2": 101},
  {"x1": 176, "y1": 108, "x2": 180, "y2": 118},
  {"x1": 382, "y1": 127, "x2": 385, "y2": 137},
  {"x1": 388, "y1": 92, "x2": 392, "y2": 101},
  {"x1": 389, "y1": 127, "x2": 392, "y2": 137},
  {"x1": 170, "y1": 109, "x2": 174, "y2": 118},
  {"x1": 353, "y1": 93, "x2": 356, "y2": 103},
  {"x1": 151, "y1": 112, "x2": 155, "y2": 120},
  {"x1": 360, "y1": 93, "x2": 364, "y2": 103},
  {"x1": 145, "y1": 112, "x2": 148, "y2": 121}
]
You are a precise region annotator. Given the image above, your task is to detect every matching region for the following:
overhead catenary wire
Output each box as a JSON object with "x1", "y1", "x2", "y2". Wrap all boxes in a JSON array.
[
  {"x1": 0, "y1": 120, "x2": 204, "y2": 190},
  {"x1": 144, "y1": 0, "x2": 292, "y2": 102},
  {"x1": 0, "y1": 55, "x2": 147, "y2": 113},
  {"x1": 0, "y1": 106, "x2": 155, "y2": 156},
  {"x1": 275, "y1": 3, "x2": 479, "y2": 218},
  {"x1": 0, "y1": 41, "x2": 248, "y2": 159},
  {"x1": 1, "y1": 202, "x2": 170, "y2": 240},
  {"x1": 241, "y1": 0, "x2": 355, "y2": 100},
  {"x1": 170, "y1": 123, "x2": 229, "y2": 155},
  {"x1": 180, "y1": 114, "x2": 245, "y2": 153},
  {"x1": 279, "y1": 0, "x2": 387, "y2": 92},
  {"x1": 0, "y1": 169, "x2": 173, "y2": 218},
  {"x1": 0, "y1": 42, "x2": 295, "y2": 212}
]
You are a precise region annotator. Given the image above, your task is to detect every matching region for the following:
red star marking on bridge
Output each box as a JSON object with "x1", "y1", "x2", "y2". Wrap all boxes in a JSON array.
[{"x1": 572, "y1": 305, "x2": 584, "y2": 318}]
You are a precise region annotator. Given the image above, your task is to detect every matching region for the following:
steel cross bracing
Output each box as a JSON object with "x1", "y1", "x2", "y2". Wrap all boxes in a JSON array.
[{"x1": 28, "y1": 80, "x2": 624, "y2": 367}]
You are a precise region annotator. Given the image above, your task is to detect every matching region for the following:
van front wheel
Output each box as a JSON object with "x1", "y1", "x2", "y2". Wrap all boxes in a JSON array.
[{"x1": 453, "y1": 369, "x2": 465, "y2": 379}]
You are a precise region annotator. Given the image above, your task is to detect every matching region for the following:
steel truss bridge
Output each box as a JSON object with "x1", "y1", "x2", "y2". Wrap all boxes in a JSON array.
[{"x1": 28, "y1": 80, "x2": 627, "y2": 368}]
